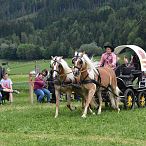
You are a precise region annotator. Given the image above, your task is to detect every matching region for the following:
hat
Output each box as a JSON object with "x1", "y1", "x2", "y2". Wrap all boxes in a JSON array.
[{"x1": 104, "y1": 42, "x2": 114, "y2": 52}]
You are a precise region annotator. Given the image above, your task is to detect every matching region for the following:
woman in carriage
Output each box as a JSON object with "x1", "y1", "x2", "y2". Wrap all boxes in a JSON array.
[{"x1": 98, "y1": 42, "x2": 117, "y2": 70}]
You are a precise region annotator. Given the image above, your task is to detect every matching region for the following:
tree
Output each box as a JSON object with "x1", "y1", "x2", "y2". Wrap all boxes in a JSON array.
[
  {"x1": 79, "y1": 42, "x2": 103, "y2": 56},
  {"x1": 17, "y1": 43, "x2": 42, "y2": 60},
  {"x1": 0, "y1": 0, "x2": 146, "y2": 60},
  {"x1": 0, "y1": 43, "x2": 9, "y2": 58},
  {"x1": 134, "y1": 37, "x2": 144, "y2": 47},
  {"x1": 20, "y1": 32, "x2": 28, "y2": 43},
  {"x1": 98, "y1": 32, "x2": 104, "y2": 46}
]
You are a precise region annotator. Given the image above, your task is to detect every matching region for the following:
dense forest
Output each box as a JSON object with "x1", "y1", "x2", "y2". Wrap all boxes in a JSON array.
[{"x1": 0, "y1": 0, "x2": 146, "y2": 60}]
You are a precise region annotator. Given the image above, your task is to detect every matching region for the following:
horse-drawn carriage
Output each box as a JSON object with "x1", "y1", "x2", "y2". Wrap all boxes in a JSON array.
[
  {"x1": 51, "y1": 45, "x2": 146, "y2": 118},
  {"x1": 114, "y1": 45, "x2": 146, "y2": 109}
]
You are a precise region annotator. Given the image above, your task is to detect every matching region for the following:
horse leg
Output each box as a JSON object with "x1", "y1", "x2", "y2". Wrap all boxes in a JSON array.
[
  {"x1": 109, "y1": 87, "x2": 120, "y2": 113},
  {"x1": 81, "y1": 88, "x2": 96, "y2": 118},
  {"x1": 82, "y1": 98, "x2": 86, "y2": 109},
  {"x1": 82, "y1": 96, "x2": 95, "y2": 115},
  {"x1": 55, "y1": 90, "x2": 60, "y2": 118},
  {"x1": 66, "y1": 91, "x2": 76, "y2": 111},
  {"x1": 114, "y1": 96, "x2": 120, "y2": 113},
  {"x1": 109, "y1": 91, "x2": 116, "y2": 109},
  {"x1": 114, "y1": 87, "x2": 120, "y2": 113},
  {"x1": 97, "y1": 90, "x2": 102, "y2": 115},
  {"x1": 88, "y1": 105, "x2": 95, "y2": 115},
  {"x1": 88, "y1": 98, "x2": 97, "y2": 115}
]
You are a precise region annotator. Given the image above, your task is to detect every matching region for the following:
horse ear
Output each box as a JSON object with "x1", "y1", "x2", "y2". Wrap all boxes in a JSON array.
[
  {"x1": 82, "y1": 51, "x2": 85, "y2": 55},
  {"x1": 51, "y1": 56, "x2": 54, "y2": 59},
  {"x1": 80, "y1": 51, "x2": 85, "y2": 57}
]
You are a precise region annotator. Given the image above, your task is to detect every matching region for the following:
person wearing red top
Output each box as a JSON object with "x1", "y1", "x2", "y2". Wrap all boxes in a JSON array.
[{"x1": 34, "y1": 73, "x2": 50, "y2": 103}]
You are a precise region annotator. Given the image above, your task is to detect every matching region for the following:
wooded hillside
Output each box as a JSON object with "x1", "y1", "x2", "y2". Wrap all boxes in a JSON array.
[{"x1": 0, "y1": 0, "x2": 145, "y2": 59}]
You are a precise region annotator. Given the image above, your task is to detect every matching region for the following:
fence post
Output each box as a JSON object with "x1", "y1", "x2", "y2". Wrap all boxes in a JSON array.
[{"x1": 29, "y1": 73, "x2": 34, "y2": 104}]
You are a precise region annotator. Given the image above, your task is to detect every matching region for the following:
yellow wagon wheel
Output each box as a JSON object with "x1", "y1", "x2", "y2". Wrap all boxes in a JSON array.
[
  {"x1": 124, "y1": 88, "x2": 135, "y2": 109},
  {"x1": 137, "y1": 92, "x2": 146, "y2": 108}
]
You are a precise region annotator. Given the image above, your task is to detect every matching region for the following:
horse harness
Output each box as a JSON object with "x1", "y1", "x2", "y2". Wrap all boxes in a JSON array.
[
  {"x1": 52, "y1": 58, "x2": 81, "y2": 88},
  {"x1": 80, "y1": 75, "x2": 118, "y2": 97},
  {"x1": 73, "y1": 55, "x2": 118, "y2": 97}
]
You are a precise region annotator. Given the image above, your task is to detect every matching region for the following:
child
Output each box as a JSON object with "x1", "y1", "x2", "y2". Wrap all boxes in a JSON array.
[{"x1": 0, "y1": 73, "x2": 19, "y2": 103}]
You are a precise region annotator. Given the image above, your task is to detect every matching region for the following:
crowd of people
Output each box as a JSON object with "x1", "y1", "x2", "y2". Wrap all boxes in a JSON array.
[{"x1": 0, "y1": 69, "x2": 56, "y2": 104}]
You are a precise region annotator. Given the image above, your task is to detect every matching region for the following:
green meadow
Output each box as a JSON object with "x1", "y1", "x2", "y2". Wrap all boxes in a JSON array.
[{"x1": 0, "y1": 59, "x2": 146, "y2": 146}]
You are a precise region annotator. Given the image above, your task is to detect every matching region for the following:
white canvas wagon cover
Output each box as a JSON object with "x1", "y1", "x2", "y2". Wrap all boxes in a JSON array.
[{"x1": 114, "y1": 45, "x2": 146, "y2": 72}]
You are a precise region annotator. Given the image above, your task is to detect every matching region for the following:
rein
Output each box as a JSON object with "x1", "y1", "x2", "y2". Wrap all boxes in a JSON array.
[
  {"x1": 77, "y1": 64, "x2": 118, "y2": 97},
  {"x1": 81, "y1": 79, "x2": 118, "y2": 97},
  {"x1": 59, "y1": 71, "x2": 73, "y2": 77}
]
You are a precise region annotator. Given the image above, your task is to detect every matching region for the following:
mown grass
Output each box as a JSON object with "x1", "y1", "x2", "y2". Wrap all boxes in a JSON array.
[
  {"x1": 7, "y1": 60, "x2": 50, "y2": 75},
  {"x1": 0, "y1": 58, "x2": 146, "y2": 146},
  {"x1": 1, "y1": 92, "x2": 146, "y2": 146}
]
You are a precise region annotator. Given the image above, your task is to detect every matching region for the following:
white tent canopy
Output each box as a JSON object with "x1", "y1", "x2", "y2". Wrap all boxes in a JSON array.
[{"x1": 114, "y1": 45, "x2": 146, "y2": 72}]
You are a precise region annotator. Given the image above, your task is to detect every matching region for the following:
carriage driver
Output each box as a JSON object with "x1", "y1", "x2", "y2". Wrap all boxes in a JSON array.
[{"x1": 98, "y1": 42, "x2": 117, "y2": 70}]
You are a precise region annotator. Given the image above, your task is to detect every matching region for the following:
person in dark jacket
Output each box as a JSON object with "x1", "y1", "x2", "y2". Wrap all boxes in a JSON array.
[{"x1": 47, "y1": 69, "x2": 56, "y2": 103}]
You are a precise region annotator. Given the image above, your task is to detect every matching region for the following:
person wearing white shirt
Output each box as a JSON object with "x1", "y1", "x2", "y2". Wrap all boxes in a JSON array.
[{"x1": 1, "y1": 73, "x2": 14, "y2": 103}]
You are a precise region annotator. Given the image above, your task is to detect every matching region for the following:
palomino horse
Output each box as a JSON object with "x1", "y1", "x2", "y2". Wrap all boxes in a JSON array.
[
  {"x1": 72, "y1": 52, "x2": 120, "y2": 118},
  {"x1": 51, "y1": 56, "x2": 76, "y2": 118},
  {"x1": 51, "y1": 56, "x2": 95, "y2": 118},
  {"x1": 51, "y1": 56, "x2": 97, "y2": 118}
]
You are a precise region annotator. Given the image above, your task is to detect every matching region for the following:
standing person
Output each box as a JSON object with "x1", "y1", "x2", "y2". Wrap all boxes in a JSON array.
[
  {"x1": 98, "y1": 42, "x2": 117, "y2": 70},
  {"x1": 41, "y1": 69, "x2": 49, "y2": 88},
  {"x1": 47, "y1": 69, "x2": 56, "y2": 103},
  {"x1": 34, "y1": 73, "x2": 50, "y2": 103},
  {"x1": 0, "y1": 73, "x2": 15, "y2": 103},
  {"x1": 41, "y1": 69, "x2": 49, "y2": 79}
]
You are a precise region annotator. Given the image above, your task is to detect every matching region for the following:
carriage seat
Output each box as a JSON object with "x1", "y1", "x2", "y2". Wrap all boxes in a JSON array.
[
  {"x1": 131, "y1": 70, "x2": 142, "y2": 75},
  {"x1": 122, "y1": 66, "x2": 135, "y2": 75},
  {"x1": 119, "y1": 66, "x2": 135, "y2": 85}
]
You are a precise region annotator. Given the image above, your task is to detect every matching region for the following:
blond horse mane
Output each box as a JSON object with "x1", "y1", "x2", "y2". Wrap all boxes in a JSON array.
[
  {"x1": 82, "y1": 53, "x2": 99, "y2": 79},
  {"x1": 54, "y1": 56, "x2": 74, "y2": 80}
]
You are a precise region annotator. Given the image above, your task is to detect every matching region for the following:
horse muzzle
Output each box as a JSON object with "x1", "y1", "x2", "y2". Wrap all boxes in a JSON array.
[{"x1": 73, "y1": 69, "x2": 80, "y2": 77}]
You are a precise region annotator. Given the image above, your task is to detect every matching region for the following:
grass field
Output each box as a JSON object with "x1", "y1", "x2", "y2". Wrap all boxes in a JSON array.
[
  {"x1": 1, "y1": 93, "x2": 146, "y2": 146},
  {"x1": 0, "y1": 59, "x2": 146, "y2": 146}
]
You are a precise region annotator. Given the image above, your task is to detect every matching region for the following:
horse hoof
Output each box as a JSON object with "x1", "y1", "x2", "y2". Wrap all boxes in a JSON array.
[
  {"x1": 97, "y1": 112, "x2": 101, "y2": 115},
  {"x1": 55, "y1": 115, "x2": 58, "y2": 118},
  {"x1": 118, "y1": 108, "x2": 120, "y2": 113},
  {"x1": 92, "y1": 112, "x2": 95, "y2": 115},
  {"x1": 81, "y1": 115, "x2": 86, "y2": 118},
  {"x1": 72, "y1": 106, "x2": 77, "y2": 111}
]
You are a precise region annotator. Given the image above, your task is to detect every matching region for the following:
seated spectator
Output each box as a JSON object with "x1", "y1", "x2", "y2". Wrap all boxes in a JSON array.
[
  {"x1": 129, "y1": 54, "x2": 141, "y2": 70},
  {"x1": 0, "y1": 73, "x2": 19, "y2": 103},
  {"x1": 34, "y1": 73, "x2": 50, "y2": 103}
]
